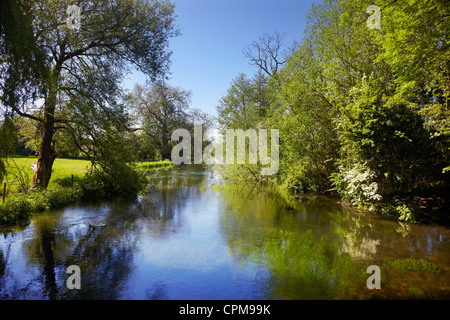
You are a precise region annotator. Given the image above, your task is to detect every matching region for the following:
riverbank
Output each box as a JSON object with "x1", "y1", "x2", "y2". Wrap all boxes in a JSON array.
[
  {"x1": 286, "y1": 190, "x2": 450, "y2": 228},
  {"x1": 0, "y1": 157, "x2": 174, "y2": 226}
]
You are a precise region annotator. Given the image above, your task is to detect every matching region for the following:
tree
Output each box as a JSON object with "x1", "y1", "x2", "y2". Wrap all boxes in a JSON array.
[
  {"x1": 373, "y1": 0, "x2": 450, "y2": 174},
  {"x1": 0, "y1": 0, "x2": 49, "y2": 116},
  {"x1": 1, "y1": 0, "x2": 49, "y2": 182},
  {"x1": 0, "y1": 0, "x2": 179, "y2": 189},
  {"x1": 337, "y1": 81, "x2": 437, "y2": 199},
  {"x1": 264, "y1": 0, "x2": 384, "y2": 193},
  {"x1": 374, "y1": 0, "x2": 449, "y2": 106},
  {"x1": 0, "y1": 118, "x2": 16, "y2": 184},
  {"x1": 217, "y1": 73, "x2": 266, "y2": 131},
  {"x1": 243, "y1": 32, "x2": 287, "y2": 77},
  {"x1": 129, "y1": 82, "x2": 192, "y2": 160}
]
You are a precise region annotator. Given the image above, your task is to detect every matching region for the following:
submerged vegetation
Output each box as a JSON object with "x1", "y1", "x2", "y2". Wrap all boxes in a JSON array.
[{"x1": 384, "y1": 258, "x2": 442, "y2": 275}]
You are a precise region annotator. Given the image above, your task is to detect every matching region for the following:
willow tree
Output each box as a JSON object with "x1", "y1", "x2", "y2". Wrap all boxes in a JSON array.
[
  {"x1": 0, "y1": 0, "x2": 178, "y2": 188},
  {"x1": 1, "y1": 0, "x2": 48, "y2": 182}
]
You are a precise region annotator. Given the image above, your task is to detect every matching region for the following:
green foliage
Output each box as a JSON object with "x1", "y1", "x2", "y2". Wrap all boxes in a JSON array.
[
  {"x1": 254, "y1": 230, "x2": 355, "y2": 299},
  {"x1": 385, "y1": 258, "x2": 442, "y2": 275},
  {"x1": 214, "y1": 0, "x2": 449, "y2": 223},
  {"x1": 217, "y1": 73, "x2": 269, "y2": 130},
  {"x1": 331, "y1": 162, "x2": 382, "y2": 207},
  {"x1": 0, "y1": 197, "x2": 31, "y2": 224},
  {"x1": 0, "y1": 168, "x2": 147, "y2": 225},
  {"x1": 374, "y1": 0, "x2": 449, "y2": 103},
  {"x1": 128, "y1": 83, "x2": 214, "y2": 161},
  {"x1": 337, "y1": 88, "x2": 438, "y2": 198},
  {"x1": 0, "y1": 0, "x2": 49, "y2": 113},
  {"x1": 419, "y1": 104, "x2": 450, "y2": 174},
  {"x1": 79, "y1": 165, "x2": 148, "y2": 201},
  {"x1": 136, "y1": 160, "x2": 175, "y2": 170},
  {"x1": 0, "y1": 119, "x2": 16, "y2": 184},
  {"x1": 0, "y1": 187, "x2": 82, "y2": 225},
  {"x1": 2, "y1": 0, "x2": 179, "y2": 189},
  {"x1": 375, "y1": 202, "x2": 416, "y2": 222},
  {"x1": 0, "y1": 157, "x2": 171, "y2": 225}
]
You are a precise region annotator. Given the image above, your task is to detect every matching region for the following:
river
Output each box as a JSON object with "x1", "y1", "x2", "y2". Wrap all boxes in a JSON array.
[{"x1": 0, "y1": 165, "x2": 449, "y2": 299}]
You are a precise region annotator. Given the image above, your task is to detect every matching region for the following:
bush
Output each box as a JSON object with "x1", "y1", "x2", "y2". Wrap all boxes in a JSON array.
[
  {"x1": 0, "y1": 197, "x2": 32, "y2": 224},
  {"x1": 42, "y1": 188, "x2": 78, "y2": 209},
  {"x1": 75, "y1": 164, "x2": 148, "y2": 201},
  {"x1": 331, "y1": 162, "x2": 382, "y2": 207},
  {"x1": 75, "y1": 171, "x2": 107, "y2": 201},
  {"x1": 376, "y1": 202, "x2": 416, "y2": 222}
]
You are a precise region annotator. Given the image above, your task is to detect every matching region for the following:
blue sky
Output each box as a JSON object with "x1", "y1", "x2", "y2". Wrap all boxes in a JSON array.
[{"x1": 124, "y1": 0, "x2": 316, "y2": 118}]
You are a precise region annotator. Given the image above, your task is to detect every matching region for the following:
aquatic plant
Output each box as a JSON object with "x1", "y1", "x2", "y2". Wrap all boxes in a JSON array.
[{"x1": 385, "y1": 258, "x2": 442, "y2": 274}]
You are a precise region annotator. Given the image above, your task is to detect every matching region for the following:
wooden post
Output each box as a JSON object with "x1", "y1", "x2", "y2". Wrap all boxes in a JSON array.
[
  {"x1": 71, "y1": 174, "x2": 74, "y2": 187},
  {"x1": 2, "y1": 183, "x2": 6, "y2": 203}
]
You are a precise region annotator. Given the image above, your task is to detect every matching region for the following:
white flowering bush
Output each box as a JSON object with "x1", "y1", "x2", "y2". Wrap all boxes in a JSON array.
[{"x1": 331, "y1": 162, "x2": 382, "y2": 207}]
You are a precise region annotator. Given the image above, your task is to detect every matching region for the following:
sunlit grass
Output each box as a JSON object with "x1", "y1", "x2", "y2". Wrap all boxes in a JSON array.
[
  {"x1": 3, "y1": 156, "x2": 174, "y2": 195},
  {"x1": 135, "y1": 159, "x2": 175, "y2": 170}
]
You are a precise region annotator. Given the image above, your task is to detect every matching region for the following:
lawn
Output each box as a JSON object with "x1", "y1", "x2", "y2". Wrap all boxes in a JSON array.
[
  {"x1": 3, "y1": 156, "x2": 90, "y2": 194},
  {"x1": 2, "y1": 156, "x2": 174, "y2": 196}
]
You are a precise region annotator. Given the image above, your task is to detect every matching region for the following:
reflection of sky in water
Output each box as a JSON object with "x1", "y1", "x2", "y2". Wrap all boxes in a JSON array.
[
  {"x1": 139, "y1": 192, "x2": 230, "y2": 271},
  {"x1": 128, "y1": 186, "x2": 268, "y2": 299}
]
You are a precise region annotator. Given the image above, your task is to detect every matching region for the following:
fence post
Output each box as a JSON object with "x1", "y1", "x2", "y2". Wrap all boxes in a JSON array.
[
  {"x1": 2, "y1": 183, "x2": 5, "y2": 203},
  {"x1": 72, "y1": 174, "x2": 74, "y2": 187}
]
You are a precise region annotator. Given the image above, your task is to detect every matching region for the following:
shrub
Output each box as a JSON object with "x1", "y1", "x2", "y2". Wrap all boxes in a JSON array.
[
  {"x1": 41, "y1": 188, "x2": 78, "y2": 209},
  {"x1": 331, "y1": 162, "x2": 382, "y2": 207},
  {"x1": 376, "y1": 202, "x2": 416, "y2": 222},
  {"x1": 76, "y1": 165, "x2": 148, "y2": 201},
  {"x1": 0, "y1": 197, "x2": 32, "y2": 224}
]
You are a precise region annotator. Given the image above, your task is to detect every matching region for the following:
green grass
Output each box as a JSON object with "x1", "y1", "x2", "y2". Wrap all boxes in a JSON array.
[
  {"x1": 135, "y1": 159, "x2": 175, "y2": 170},
  {"x1": 0, "y1": 156, "x2": 175, "y2": 225},
  {"x1": 2, "y1": 156, "x2": 174, "y2": 196},
  {"x1": 3, "y1": 156, "x2": 90, "y2": 194}
]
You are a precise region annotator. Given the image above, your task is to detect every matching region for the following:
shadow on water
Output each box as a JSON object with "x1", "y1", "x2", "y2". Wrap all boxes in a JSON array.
[{"x1": 0, "y1": 165, "x2": 449, "y2": 299}]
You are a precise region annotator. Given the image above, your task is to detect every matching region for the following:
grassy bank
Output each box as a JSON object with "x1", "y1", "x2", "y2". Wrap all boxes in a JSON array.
[
  {"x1": 0, "y1": 156, "x2": 174, "y2": 225},
  {"x1": 3, "y1": 156, "x2": 90, "y2": 194}
]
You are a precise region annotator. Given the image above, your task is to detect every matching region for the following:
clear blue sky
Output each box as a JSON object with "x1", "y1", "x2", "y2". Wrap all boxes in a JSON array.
[{"x1": 124, "y1": 0, "x2": 316, "y2": 118}]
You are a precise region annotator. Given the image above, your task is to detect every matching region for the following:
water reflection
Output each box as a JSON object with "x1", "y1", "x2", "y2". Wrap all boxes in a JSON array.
[
  {"x1": 0, "y1": 165, "x2": 449, "y2": 299},
  {"x1": 218, "y1": 183, "x2": 450, "y2": 299}
]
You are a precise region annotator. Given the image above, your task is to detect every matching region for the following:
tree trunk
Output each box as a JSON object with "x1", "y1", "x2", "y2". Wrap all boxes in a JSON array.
[
  {"x1": 32, "y1": 70, "x2": 59, "y2": 189},
  {"x1": 33, "y1": 122, "x2": 56, "y2": 188}
]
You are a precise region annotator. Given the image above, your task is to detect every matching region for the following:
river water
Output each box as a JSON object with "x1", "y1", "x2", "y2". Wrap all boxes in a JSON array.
[{"x1": 1, "y1": 165, "x2": 449, "y2": 299}]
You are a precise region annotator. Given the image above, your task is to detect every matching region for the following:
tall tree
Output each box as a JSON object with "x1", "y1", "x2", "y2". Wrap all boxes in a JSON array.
[
  {"x1": 0, "y1": 0, "x2": 178, "y2": 188},
  {"x1": 216, "y1": 73, "x2": 262, "y2": 130},
  {"x1": 130, "y1": 82, "x2": 191, "y2": 160},
  {"x1": 243, "y1": 32, "x2": 287, "y2": 77},
  {"x1": 0, "y1": 0, "x2": 49, "y2": 115},
  {"x1": 1, "y1": 0, "x2": 48, "y2": 184},
  {"x1": 374, "y1": 0, "x2": 450, "y2": 174}
]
